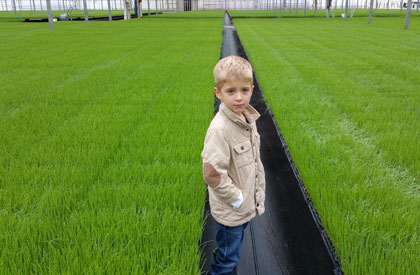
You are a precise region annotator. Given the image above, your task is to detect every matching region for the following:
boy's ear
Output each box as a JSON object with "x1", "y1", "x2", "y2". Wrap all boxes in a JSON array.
[
  {"x1": 250, "y1": 85, "x2": 255, "y2": 95},
  {"x1": 214, "y1": 87, "x2": 222, "y2": 100}
]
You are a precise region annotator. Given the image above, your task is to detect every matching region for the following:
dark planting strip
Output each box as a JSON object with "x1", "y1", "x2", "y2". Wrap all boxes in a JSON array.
[{"x1": 199, "y1": 11, "x2": 342, "y2": 275}]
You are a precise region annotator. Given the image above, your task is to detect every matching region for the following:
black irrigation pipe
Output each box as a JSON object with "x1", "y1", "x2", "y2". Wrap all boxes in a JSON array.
[{"x1": 199, "y1": 11, "x2": 343, "y2": 275}]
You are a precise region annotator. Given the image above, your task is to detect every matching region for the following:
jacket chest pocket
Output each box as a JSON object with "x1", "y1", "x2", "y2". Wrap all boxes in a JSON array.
[{"x1": 233, "y1": 140, "x2": 254, "y2": 168}]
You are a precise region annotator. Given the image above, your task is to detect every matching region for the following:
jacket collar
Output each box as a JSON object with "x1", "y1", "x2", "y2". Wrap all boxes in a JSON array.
[{"x1": 219, "y1": 102, "x2": 260, "y2": 129}]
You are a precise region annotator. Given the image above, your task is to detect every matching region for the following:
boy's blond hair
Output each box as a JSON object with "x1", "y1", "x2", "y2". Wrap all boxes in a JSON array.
[{"x1": 213, "y1": 56, "x2": 253, "y2": 90}]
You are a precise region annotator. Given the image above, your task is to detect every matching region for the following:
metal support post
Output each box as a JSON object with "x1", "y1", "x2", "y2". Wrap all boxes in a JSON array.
[
  {"x1": 326, "y1": 0, "x2": 329, "y2": 17},
  {"x1": 405, "y1": 0, "x2": 412, "y2": 29},
  {"x1": 83, "y1": 0, "x2": 88, "y2": 24},
  {"x1": 124, "y1": 0, "x2": 127, "y2": 18},
  {"x1": 12, "y1": 0, "x2": 16, "y2": 14},
  {"x1": 344, "y1": 0, "x2": 348, "y2": 20},
  {"x1": 107, "y1": 0, "x2": 112, "y2": 21},
  {"x1": 368, "y1": 0, "x2": 373, "y2": 23},
  {"x1": 46, "y1": 0, "x2": 54, "y2": 31},
  {"x1": 140, "y1": 0, "x2": 143, "y2": 16}
]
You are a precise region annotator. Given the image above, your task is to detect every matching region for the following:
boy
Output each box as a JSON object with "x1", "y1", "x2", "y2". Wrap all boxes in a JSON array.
[{"x1": 201, "y1": 55, "x2": 266, "y2": 275}]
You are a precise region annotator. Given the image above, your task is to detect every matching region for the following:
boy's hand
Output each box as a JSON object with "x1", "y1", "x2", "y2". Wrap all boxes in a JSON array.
[{"x1": 230, "y1": 190, "x2": 243, "y2": 209}]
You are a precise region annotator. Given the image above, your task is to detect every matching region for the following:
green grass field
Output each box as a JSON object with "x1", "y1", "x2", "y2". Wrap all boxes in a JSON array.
[
  {"x1": 235, "y1": 16, "x2": 420, "y2": 274},
  {"x1": 0, "y1": 17, "x2": 221, "y2": 273}
]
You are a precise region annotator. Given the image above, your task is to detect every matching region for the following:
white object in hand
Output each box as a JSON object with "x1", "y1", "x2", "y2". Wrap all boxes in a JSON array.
[{"x1": 230, "y1": 190, "x2": 243, "y2": 209}]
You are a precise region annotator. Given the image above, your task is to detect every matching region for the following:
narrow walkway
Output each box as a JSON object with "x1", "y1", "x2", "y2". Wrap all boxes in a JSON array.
[{"x1": 199, "y1": 12, "x2": 342, "y2": 275}]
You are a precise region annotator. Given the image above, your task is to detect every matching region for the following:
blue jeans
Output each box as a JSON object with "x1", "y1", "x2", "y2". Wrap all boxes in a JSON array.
[{"x1": 209, "y1": 221, "x2": 249, "y2": 275}]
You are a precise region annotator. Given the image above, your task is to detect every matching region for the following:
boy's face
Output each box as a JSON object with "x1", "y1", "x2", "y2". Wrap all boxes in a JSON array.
[{"x1": 215, "y1": 78, "x2": 254, "y2": 117}]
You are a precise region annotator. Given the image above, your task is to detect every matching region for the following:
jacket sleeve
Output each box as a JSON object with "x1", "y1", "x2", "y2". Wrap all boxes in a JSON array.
[
  {"x1": 256, "y1": 157, "x2": 266, "y2": 214},
  {"x1": 201, "y1": 129, "x2": 241, "y2": 204}
]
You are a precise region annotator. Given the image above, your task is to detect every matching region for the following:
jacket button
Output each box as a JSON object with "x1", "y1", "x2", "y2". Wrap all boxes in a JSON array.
[
  {"x1": 241, "y1": 146, "x2": 244, "y2": 150},
  {"x1": 257, "y1": 203, "x2": 259, "y2": 207}
]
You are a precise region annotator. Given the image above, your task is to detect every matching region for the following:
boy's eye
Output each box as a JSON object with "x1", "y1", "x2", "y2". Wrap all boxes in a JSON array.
[
  {"x1": 227, "y1": 90, "x2": 234, "y2": 94},
  {"x1": 242, "y1": 88, "x2": 249, "y2": 92}
]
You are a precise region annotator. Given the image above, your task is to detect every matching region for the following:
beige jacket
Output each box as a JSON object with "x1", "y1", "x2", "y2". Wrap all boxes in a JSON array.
[{"x1": 201, "y1": 102, "x2": 266, "y2": 227}]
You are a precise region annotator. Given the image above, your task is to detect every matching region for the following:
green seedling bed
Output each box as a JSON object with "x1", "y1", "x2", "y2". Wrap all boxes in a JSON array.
[{"x1": 235, "y1": 16, "x2": 420, "y2": 274}]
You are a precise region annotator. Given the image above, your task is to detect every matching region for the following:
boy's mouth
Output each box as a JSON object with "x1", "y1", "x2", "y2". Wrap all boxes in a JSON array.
[{"x1": 234, "y1": 104, "x2": 244, "y2": 108}]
